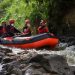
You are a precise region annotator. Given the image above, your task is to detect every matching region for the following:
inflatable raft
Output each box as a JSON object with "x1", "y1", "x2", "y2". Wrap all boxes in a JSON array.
[{"x1": 0, "y1": 33, "x2": 59, "y2": 49}]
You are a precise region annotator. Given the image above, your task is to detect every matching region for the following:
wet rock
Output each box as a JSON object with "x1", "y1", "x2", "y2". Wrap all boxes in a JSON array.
[
  {"x1": 0, "y1": 56, "x2": 2, "y2": 63},
  {"x1": 0, "y1": 52, "x2": 5, "y2": 56},
  {"x1": 2, "y1": 56, "x2": 14, "y2": 64},
  {"x1": 24, "y1": 67, "x2": 45, "y2": 75},
  {"x1": 59, "y1": 36, "x2": 75, "y2": 47},
  {"x1": 9, "y1": 68, "x2": 22, "y2": 75},
  {"x1": 18, "y1": 50, "x2": 29, "y2": 55},
  {"x1": 19, "y1": 64, "x2": 27, "y2": 69},
  {"x1": 68, "y1": 42, "x2": 75, "y2": 46},
  {"x1": 0, "y1": 47, "x2": 12, "y2": 54},
  {"x1": 11, "y1": 74, "x2": 16, "y2": 75},
  {"x1": 1, "y1": 52, "x2": 75, "y2": 75},
  {"x1": 46, "y1": 54, "x2": 70, "y2": 75},
  {"x1": 4, "y1": 48, "x2": 12, "y2": 54},
  {"x1": 6, "y1": 53, "x2": 16, "y2": 56},
  {"x1": 69, "y1": 66, "x2": 75, "y2": 75},
  {"x1": 56, "y1": 43, "x2": 68, "y2": 50},
  {"x1": 2, "y1": 62, "x2": 22, "y2": 75},
  {"x1": 3, "y1": 67, "x2": 22, "y2": 75},
  {"x1": 27, "y1": 54, "x2": 71, "y2": 75},
  {"x1": 59, "y1": 36, "x2": 67, "y2": 43},
  {"x1": 24, "y1": 62, "x2": 48, "y2": 75},
  {"x1": 0, "y1": 72, "x2": 5, "y2": 75},
  {"x1": 0, "y1": 52, "x2": 5, "y2": 62},
  {"x1": 2, "y1": 61, "x2": 19, "y2": 70}
]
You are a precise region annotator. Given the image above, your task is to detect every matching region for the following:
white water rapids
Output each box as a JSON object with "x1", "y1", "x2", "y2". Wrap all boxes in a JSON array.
[{"x1": 0, "y1": 43, "x2": 75, "y2": 71}]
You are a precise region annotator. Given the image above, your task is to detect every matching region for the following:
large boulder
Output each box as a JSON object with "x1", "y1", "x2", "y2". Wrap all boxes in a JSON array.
[
  {"x1": 1, "y1": 54, "x2": 75, "y2": 75},
  {"x1": 24, "y1": 54, "x2": 73, "y2": 75}
]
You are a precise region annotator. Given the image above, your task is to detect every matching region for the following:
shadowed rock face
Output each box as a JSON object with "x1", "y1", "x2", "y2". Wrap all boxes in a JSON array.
[
  {"x1": 23, "y1": 54, "x2": 74, "y2": 75},
  {"x1": 58, "y1": 36, "x2": 75, "y2": 47},
  {"x1": 0, "y1": 46, "x2": 75, "y2": 75},
  {"x1": 63, "y1": 8, "x2": 75, "y2": 34}
]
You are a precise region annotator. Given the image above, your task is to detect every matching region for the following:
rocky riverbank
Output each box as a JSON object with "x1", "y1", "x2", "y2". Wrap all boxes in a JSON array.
[{"x1": 0, "y1": 46, "x2": 74, "y2": 75}]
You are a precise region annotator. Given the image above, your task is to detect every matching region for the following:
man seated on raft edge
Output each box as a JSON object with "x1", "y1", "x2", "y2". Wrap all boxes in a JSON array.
[
  {"x1": 0, "y1": 19, "x2": 21, "y2": 38},
  {"x1": 0, "y1": 21, "x2": 7, "y2": 37},
  {"x1": 37, "y1": 20, "x2": 54, "y2": 36},
  {"x1": 37, "y1": 20, "x2": 49, "y2": 34},
  {"x1": 22, "y1": 19, "x2": 32, "y2": 37},
  {"x1": 6, "y1": 19, "x2": 21, "y2": 37},
  {"x1": 14, "y1": 19, "x2": 32, "y2": 37}
]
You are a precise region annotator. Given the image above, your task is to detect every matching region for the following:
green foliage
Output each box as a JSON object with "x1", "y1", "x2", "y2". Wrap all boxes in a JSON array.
[
  {"x1": 0, "y1": 0, "x2": 74, "y2": 34},
  {"x1": 0, "y1": 0, "x2": 49, "y2": 30},
  {"x1": 0, "y1": 0, "x2": 13, "y2": 9}
]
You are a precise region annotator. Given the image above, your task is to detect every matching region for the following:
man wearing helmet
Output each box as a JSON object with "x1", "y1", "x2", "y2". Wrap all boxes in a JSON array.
[
  {"x1": 22, "y1": 19, "x2": 31, "y2": 36},
  {"x1": 6, "y1": 19, "x2": 20, "y2": 36},
  {"x1": 0, "y1": 21, "x2": 7, "y2": 37},
  {"x1": 37, "y1": 20, "x2": 49, "y2": 34}
]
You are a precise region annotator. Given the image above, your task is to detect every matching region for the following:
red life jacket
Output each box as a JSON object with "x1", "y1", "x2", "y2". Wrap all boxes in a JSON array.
[
  {"x1": 23, "y1": 26, "x2": 31, "y2": 35},
  {"x1": 38, "y1": 26, "x2": 49, "y2": 34},
  {"x1": 0, "y1": 26, "x2": 7, "y2": 36},
  {"x1": 0, "y1": 30, "x2": 3, "y2": 36},
  {"x1": 3, "y1": 27, "x2": 7, "y2": 33},
  {"x1": 10, "y1": 26, "x2": 14, "y2": 31}
]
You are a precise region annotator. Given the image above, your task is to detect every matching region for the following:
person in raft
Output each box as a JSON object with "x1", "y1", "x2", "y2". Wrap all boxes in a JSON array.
[
  {"x1": 6, "y1": 19, "x2": 21, "y2": 36},
  {"x1": 37, "y1": 20, "x2": 49, "y2": 34},
  {"x1": 22, "y1": 19, "x2": 31, "y2": 36},
  {"x1": 0, "y1": 21, "x2": 8, "y2": 37}
]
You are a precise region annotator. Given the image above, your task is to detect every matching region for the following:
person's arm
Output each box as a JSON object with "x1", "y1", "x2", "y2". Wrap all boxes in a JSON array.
[
  {"x1": 45, "y1": 26, "x2": 49, "y2": 32},
  {"x1": 13, "y1": 27, "x2": 21, "y2": 33}
]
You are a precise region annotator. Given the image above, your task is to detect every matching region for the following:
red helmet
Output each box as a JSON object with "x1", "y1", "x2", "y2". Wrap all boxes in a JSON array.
[
  {"x1": 25, "y1": 19, "x2": 30, "y2": 24},
  {"x1": 9, "y1": 19, "x2": 15, "y2": 24}
]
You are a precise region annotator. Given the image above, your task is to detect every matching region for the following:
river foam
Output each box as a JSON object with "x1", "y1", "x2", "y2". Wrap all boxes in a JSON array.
[{"x1": 0, "y1": 43, "x2": 75, "y2": 66}]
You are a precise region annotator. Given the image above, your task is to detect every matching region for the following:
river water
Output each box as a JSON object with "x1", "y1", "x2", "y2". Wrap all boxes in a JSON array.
[{"x1": 0, "y1": 43, "x2": 75, "y2": 71}]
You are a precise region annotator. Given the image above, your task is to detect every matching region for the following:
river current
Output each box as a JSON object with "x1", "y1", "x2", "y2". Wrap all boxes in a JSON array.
[
  {"x1": 0, "y1": 43, "x2": 75, "y2": 65},
  {"x1": 0, "y1": 43, "x2": 75, "y2": 71}
]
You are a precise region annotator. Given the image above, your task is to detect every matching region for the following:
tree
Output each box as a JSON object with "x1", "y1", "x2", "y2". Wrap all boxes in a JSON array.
[{"x1": 0, "y1": 0, "x2": 75, "y2": 34}]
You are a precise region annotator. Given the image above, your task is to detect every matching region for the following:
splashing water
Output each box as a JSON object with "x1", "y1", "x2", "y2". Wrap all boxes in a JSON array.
[
  {"x1": 0, "y1": 64, "x2": 3, "y2": 72},
  {"x1": 0, "y1": 45, "x2": 25, "y2": 54},
  {"x1": 0, "y1": 43, "x2": 75, "y2": 66}
]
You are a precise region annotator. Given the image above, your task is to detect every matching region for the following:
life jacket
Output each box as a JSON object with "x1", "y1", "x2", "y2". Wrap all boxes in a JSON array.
[
  {"x1": 0, "y1": 25, "x2": 8, "y2": 37},
  {"x1": 3, "y1": 26, "x2": 7, "y2": 33},
  {"x1": 23, "y1": 26, "x2": 31, "y2": 35},
  {"x1": 10, "y1": 26, "x2": 14, "y2": 32},
  {"x1": 38, "y1": 26, "x2": 49, "y2": 34},
  {"x1": 6, "y1": 25, "x2": 20, "y2": 33}
]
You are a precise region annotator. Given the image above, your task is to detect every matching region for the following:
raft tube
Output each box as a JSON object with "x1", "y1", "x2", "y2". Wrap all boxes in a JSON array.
[{"x1": 0, "y1": 33, "x2": 59, "y2": 49}]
